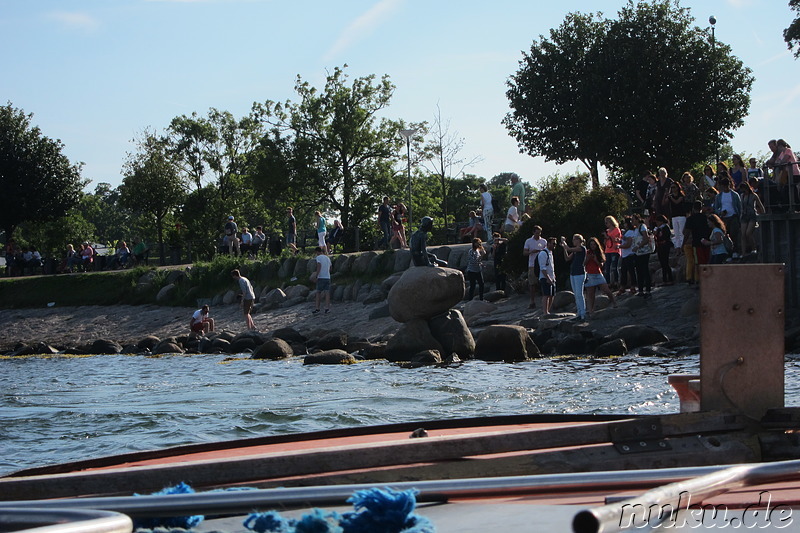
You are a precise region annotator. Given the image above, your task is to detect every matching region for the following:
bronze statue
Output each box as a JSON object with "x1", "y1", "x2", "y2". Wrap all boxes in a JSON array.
[{"x1": 410, "y1": 216, "x2": 447, "y2": 267}]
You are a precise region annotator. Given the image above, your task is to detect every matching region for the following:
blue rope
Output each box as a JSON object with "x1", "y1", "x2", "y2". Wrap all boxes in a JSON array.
[
  {"x1": 132, "y1": 482, "x2": 204, "y2": 530},
  {"x1": 244, "y1": 488, "x2": 435, "y2": 533}
]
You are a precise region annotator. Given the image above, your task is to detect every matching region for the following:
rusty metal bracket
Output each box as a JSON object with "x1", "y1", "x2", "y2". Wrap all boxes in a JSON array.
[
  {"x1": 608, "y1": 418, "x2": 663, "y2": 442},
  {"x1": 613, "y1": 439, "x2": 672, "y2": 454}
]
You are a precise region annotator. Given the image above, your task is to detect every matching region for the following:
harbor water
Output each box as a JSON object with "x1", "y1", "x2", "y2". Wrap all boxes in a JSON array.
[{"x1": 2, "y1": 352, "x2": 800, "y2": 476}]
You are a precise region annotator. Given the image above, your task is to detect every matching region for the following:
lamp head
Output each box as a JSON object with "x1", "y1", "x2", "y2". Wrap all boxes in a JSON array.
[{"x1": 709, "y1": 15, "x2": 716, "y2": 26}]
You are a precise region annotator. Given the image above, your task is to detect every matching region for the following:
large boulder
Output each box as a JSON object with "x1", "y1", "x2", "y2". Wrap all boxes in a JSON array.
[
  {"x1": 156, "y1": 283, "x2": 177, "y2": 303},
  {"x1": 278, "y1": 257, "x2": 297, "y2": 279},
  {"x1": 272, "y1": 327, "x2": 307, "y2": 344},
  {"x1": 284, "y1": 285, "x2": 310, "y2": 299},
  {"x1": 595, "y1": 338, "x2": 628, "y2": 357},
  {"x1": 393, "y1": 249, "x2": 412, "y2": 272},
  {"x1": 153, "y1": 341, "x2": 184, "y2": 355},
  {"x1": 137, "y1": 335, "x2": 161, "y2": 351},
  {"x1": 428, "y1": 309, "x2": 475, "y2": 360},
  {"x1": 252, "y1": 338, "x2": 293, "y2": 360},
  {"x1": 462, "y1": 300, "x2": 497, "y2": 319},
  {"x1": 551, "y1": 291, "x2": 576, "y2": 312},
  {"x1": 314, "y1": 330, "x2": 348, "y2": 351},
  {"x1": 9, "y1": 342, "x2": 58, "y2": 356},
  {"x1": 605, "y1": 325, "x2": 669, "y2": 349},
  {"x1": 89, "y1": 339, "x2": 123, "y2": 355},
  {"x1": 292, "y1": 257, "x2": 308, "y2": 278},
  {"x1": 351, "y1": 252, "x2": 377, "y2": 275},
  {"x1": 222, "y1": 290, "x2": 238, "y2": 305},
  {"x1": 262, "y1": 288, "x2": 288, "y2": 306},
  {"x1": 474, "y1": 325, "x2": 539, "y2": 362},
  {"x1": 385, "y1": 319, "x2": 444, "y2": 362},
  {"x1": 333, "y1": 254, "x2": 353, "y2": 275},
  {"x1": 387, "y1": 267, "x2": 465, "y2": 323}
]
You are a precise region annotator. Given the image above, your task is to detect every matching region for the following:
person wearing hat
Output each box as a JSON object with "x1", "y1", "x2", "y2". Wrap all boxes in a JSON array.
[{"x1": 224, "y1": 216, "x2": 240, "y2": 256}]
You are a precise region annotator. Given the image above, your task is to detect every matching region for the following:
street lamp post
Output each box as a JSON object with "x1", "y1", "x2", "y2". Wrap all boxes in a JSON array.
[
  {"x1": 710, "y1": 15, "x2": 718, "y2": 167},
  {"x1": 399, "y1": 128, "x2": 418, "y2": 230}
]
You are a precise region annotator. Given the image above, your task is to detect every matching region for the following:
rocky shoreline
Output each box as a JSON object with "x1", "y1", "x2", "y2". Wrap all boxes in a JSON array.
[{"x1": 2, "y1": 251, "x2": 799, "y2": 363}]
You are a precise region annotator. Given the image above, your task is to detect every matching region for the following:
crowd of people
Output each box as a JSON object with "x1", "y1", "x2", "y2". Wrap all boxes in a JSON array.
[{"x1": 3, "y1": 238, "x2": 149, "y2": 277}]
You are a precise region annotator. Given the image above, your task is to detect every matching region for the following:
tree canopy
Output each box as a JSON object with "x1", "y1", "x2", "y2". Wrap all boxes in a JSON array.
[
  {"x1": 786, "y1": 0, "x2": 800, "y2": 57},
  {"x1": 0, "y1": 103, "x2": 84, "y2": 240},
  {"x1": 504, "y1": 0, "x2": 753, "y2": 185}
]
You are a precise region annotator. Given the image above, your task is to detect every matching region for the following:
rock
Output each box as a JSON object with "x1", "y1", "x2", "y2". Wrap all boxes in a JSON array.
[
  {"x1": 315, "y1": 330, "x2": 348, "y2": 351},
  {"x1": 639, "y1": 345, "x2": 674, "y2": 357},
  {"x1": 381, "y1": 272, "x2": 403, "y2": 292},
  {"x1": 409, "y1": 349, "x2": 443, "y2": 365},
  {"x1": 387, "y1": 267, "x2": 465, "y2": 323},
  {"x1": 385, "y1": 319, "x2": 444, "y2": 362},
  {"x1": 351, "y1": 252, "x2": 377, "y2": 275},
  {"x1": 551, "y1": 291, "x2": 576, "y2": 312},
  {"x1": 304, "y1": 350, "x2": 357, "y2": 365},
  {"x1": 165, "y1": 270, "x2": 187, "y2": 285},
  {"x1": 10, "y1": 342, "x2": 58, "y2": 356},
  {"x1": 332, "y1": 285, "x2": 345, "y2": 302},
  {"x1": 272, "y1": 327, "x2": 307, "y2": 344},
  {"x1": 156, "y1": 283, "x2": 177, "y2": 303},
  {"x1": 280, "y1": 296, "x2": 306, "y2": 308},
  {"x1": 620, "y1": 295, "x2": 648, "y2": 311},
  {"x1": 232, "y1": 331, "x2": 266, "y2": 345},
  {"x1": 333, "y1": 254, "x2": 353, "y2": 275},
  {"x1": 428, "y1": 246, "x2": 450, "y2": 262},
  {"x1": 211, "y1": 338, "x2": 232, "y2": 352},
  {"x1": 216, "y1": 330, "x2": 236, "y2": 342},
  {"x1": 428, "y1": 309, "x2": 475, "y2": 360},
  {"x1": 136, "y1": 271, "x2": 158, "y2": 293},
  {"x1": 284, "y1": 285, "x2": 310, "y2": 299},
  {"x1": 89, "y1": 339, "x2": 122, "y2": 355},
  {"x1": 362, "y1": 343, "x2": 387, "y2": 360},
  {"x1": 368, "y1": 303, "x2": 391, "y2": 320},
  {"x1": 137, "y1": 335, "x2": 160, "y2": 351},
  {"x1": 153, "y1": 341, "x2": 184, "y2": 354},
  {"x1": 474, "y1": 325, "x2": 539, "y2": 362},
  {"x1": 222, "y1": 290, "x2": 238, "y2": 305},
  {"x1": 252, "y1": 338, "x2": 293, "y2": 360},
  {"x1": 263, "y1": 288, "x2": 288, "y2": 306},
  {"x1": 462, "y1": 299, "x2": 497, "y2": 319},
  {"x1": 278, "y1": 257, "x2": 297, "y2": 278},
  {"x1": 590, "y1": 307, "x2": 631, "y2": 321},
  {"x1": 595, "y1": 338, "x2": 628, "y2": 357},
  {"x1": 363, "y1": 288, "x2": 386, "y2": 305},
  {"x1": 605, "y1": 325, "x2": 669, "y2": 349},
  {"x1": 229, "y1": 337, "x2": 257, "y2": 353},
  {"x1": 681, "y1": 296, "x2": 700, "y2": 317},
  {"x1": 292, "y1": 257, "x2": 308, "y2": 278},
  {"x1": 483, "y1": 290, "x2": 506, "y2": 303},
  {"x1": 393, "y1": 249, "x2": 412, "y2": 272},
  {"x1": 556, "y1": 334, "x2": 589, "y2": 356},
  {"x1": 447, "y1": 248, "x2": 467, "y2": 270},
  {"x1": 198, "y1": 337, "x2": 213, "y2": 353}
]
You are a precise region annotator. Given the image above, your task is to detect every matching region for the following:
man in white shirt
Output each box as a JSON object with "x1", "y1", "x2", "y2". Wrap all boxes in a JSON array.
[
  {"x1": 313, "y1": 246, "x2": 332, "y2": 314},
  {"x1": 231, "y1": 269, "x2": 256, "y2": 330},
  {"x1": 522, "y1": 225, "x2": 547, "y2": 309}
]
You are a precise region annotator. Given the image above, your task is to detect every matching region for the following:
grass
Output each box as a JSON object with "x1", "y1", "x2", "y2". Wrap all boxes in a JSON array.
[{"x1": 0, "y1": 270, "x2": 144, "y2": 308}]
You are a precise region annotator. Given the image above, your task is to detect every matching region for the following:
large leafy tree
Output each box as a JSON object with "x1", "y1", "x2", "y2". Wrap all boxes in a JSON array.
[
  {"x1": 786, "y1": 0, "x2": 800, "y2": 57},
  {"x1": 504, "y1": 0, "x2": 753, "y2": 185},
  {"x1": 119, "y1": 133, "x2": 187, "y2": 265},
  {"x1": 0, "y1": 103, "x2": 84, "y2": 240},
  {"x1": 252, "y1": 66, "x2": 404, "y2": 230}
]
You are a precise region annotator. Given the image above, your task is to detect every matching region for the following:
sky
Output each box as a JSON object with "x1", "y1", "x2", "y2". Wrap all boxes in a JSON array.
[{"x1": 1, "y1": 0, "x2": 797, "y2": 192}]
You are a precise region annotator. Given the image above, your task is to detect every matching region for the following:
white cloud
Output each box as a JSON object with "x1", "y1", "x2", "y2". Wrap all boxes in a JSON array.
[
  {"x1": 47, "y1": 11, "x2": 100, "y2": 32},
  {"x1": 323, "y1": 0, "x2": 403, "y2": 62}
]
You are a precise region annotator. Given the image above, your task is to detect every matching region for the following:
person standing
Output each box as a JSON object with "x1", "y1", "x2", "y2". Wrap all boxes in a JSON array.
[
  {"x1": 231, "y1": 269, "x2": 256, "y2": 330},
  {"x1": 286, "y1": 208, "x2": 298, "y2": 255},
  {"x1": 314, "y1": 211, "x2": 328, "y2": 254},
  {"x1": 561, "y1": 234, "x2": 588, "y2": 320},
  {"x1": 523, "y1": 225, "x2": 547, "y2": 309},
  {"x1": 479, "y1": 183, "x2": 494, "y2": 243},
  {"x1": 465, "y1": 238, "x2": 486, "y2": 301},
  {"x1": 504, "y1": 197, "x2": 520, "y2": 234},
  {"x1": 683, "y1": 201, "x2": 710, "y2": 285},
  {"x1": 602, "y1": 216, "x2": 621, "y2": 289},
  {"x1": 312, "y1": 246, "x2": 332, "y2": 314},
  {"x1": 511, "y1": 174, "x2": 526, "y2": 215},
  {"x1": 377, "y1": 196, "x2": 392, "y2": 249},
  {"x1": 490, "y1": 233, "x2": 508, "y2": 293},
  {"x1": 537, "y1": 237, "x2": 557, "y2": 314},
  {"x1": 224, "y1": 216, "x2": 240, "y2": 256},
  {"x1": 631, "y1": 213, "x2": 653, "y2": 298},
  {"x1": 712, "y1": 176, "x2": 742, "y2": 258},
  {"x1": 190, "y1": 304, "x2": 215, "y2": 335},
  {"x1": 240, "y1": 227, "x2": 253, "y2": 257}
]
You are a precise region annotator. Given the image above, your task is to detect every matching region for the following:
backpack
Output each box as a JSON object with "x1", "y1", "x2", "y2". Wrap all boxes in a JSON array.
[{"x1": 722, "y1": 233, "x2": 734, "y2": 254}]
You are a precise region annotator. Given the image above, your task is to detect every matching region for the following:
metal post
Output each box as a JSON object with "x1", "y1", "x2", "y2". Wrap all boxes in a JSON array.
[
  {"x1": 406, "y1": 135, "x2": 413, "y2": 231},
  {"x1": 710, "y1": 15, "x2": 718, "y2": 167}
]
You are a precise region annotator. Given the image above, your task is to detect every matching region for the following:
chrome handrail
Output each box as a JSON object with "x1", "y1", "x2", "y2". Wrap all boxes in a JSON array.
[{"x1": 0, "y1": 509, "x2": 131, "y2": 533}]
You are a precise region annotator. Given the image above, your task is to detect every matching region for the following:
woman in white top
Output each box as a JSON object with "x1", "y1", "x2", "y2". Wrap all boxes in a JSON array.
[
  {"x1": 504, "y1": 196, "x2": 520, "y2": 234},
  {"x1": 479, "y1": 183, "x2": 493, "y2": 243}
]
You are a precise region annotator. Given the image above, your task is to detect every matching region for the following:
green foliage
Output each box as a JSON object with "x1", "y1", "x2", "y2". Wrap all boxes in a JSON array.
[
  {"x1": 0, "y1": 103, "x2": 85, "y2": 240},
  {"x1": 504, "y1": 0, "x2": 753, "y2": 180},
  {"x1": 0, "y1": 269, "x2": 149, "y2": 308},
  {"x1": 786, "y1": 0, "x2": 800, "y2": 58},
  {"x1": 503, "y1": 174, "x2": 629, "y2": 277},
  {"x1": 252, "y1": 66, "x2": 406, "y2": 231}
]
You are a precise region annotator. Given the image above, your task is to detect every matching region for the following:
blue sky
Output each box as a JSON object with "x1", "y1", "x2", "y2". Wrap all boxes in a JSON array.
[{"x1": 1, "y1": 0, "x2": 797, "y2": 191}]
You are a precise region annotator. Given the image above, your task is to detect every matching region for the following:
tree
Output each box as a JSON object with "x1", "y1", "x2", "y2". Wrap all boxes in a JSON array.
[
  {"x1": 786, "y1": 0, "x2": 800, "y2": 58},
  {"x1": 421, "y1": 104, "x2": 482, "y2": 227},
  {"x1": 119, "y1": 133, "x2": 187, "y2": 265},
  {"x1": 504, "y1": 0, "x2": 753, "y2": 183},
  {"x1": 0, "y1": 103, "x2": 84, "y2": 240},
  {"x1": 253, "y1": 66, "x2": 404, "y2": 231}
]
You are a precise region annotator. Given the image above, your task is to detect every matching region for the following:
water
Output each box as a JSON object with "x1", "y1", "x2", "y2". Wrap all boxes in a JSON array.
[{"x1": 2, "y1": 353, "x2": 799, "y2": 476}]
